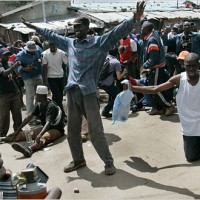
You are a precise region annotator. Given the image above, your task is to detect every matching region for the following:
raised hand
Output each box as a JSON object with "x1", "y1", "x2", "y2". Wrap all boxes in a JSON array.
[
  {"x1": 20, "y1": 15, "x2": 37, "y2": 30},
  {"x1": 135, "y1": 1, "x2": 146, "y2": 21}
]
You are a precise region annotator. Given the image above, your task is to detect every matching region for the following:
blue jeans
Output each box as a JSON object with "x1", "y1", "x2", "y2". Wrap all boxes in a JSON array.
[
  {"x1": 99, "y1": 84, "x2": 119, "y2": 114},
  {"x1": 183, "y1": 135, "x2": 200, "y2": 162}
]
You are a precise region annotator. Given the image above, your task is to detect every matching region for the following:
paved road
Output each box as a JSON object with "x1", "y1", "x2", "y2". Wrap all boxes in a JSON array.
[{"x1": 1, "y1": 93, "x2": 200, "y2": 199}]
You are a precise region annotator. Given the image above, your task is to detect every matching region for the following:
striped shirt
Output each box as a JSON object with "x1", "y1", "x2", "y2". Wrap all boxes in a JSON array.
[
  {"x1": 36, "y1": 18, "x2": 134, "y2": 95},
  {"x1": 0, "y1": 179, "x2": 17, "y2": 199}
]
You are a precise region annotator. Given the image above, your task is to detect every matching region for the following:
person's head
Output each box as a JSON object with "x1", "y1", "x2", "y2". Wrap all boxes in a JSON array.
[
  {"x1": 0, "y1": 154, "x2": 12, "y2": 180},
  {"x1": 13, "y1": 40, "x2": 22, "y2": 48},
  {"x1": 109, "y1": 46, "x2": 118, "y2": 57},
  {"x1": 24, "y1": 41, "x2": 37, "y2": 55},
  {"x1": 0, "y1": 48, "x2": 12, "y2": 63},
  {"x1": 172, "y1": 24, "x2": 179, "y2": 35},
  {"x1": 70, "y1": 16, "x2": 90, "y2": 40},
  {"x1": 48, "y1": 41, "x2": 57, "y2": 53},
  {"x1": 184, "y1": 53, "x2": 200, "y2": 79},
  {"x1": 177, "y1": 51, "x2": 190, "y2": 66},
  {"x1": 177, "y1": 23, "x2": 183, "y2": 33},
  {"x1": 183, "y1": 21, "x2": 192, "y2": 35},
  {"x1": 31, "y1": 35, "x2": 41, "y2": 44},
  {"x1": 141, "y1": 21, "x2": 154, "y2": 38},
  {"x1": 36, "y1": 85, "x2": 48, "y2": 102},
  {"x1": 191, "y1": 22, "x2": 197, "y2": 32},
  {"x1": 118, "y1": 45, "x2": 126, "y2": 53}
]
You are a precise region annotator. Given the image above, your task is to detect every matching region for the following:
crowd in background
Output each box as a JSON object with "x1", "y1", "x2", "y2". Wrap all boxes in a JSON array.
[{"x1": 0, "y1": 19, "x2": 200, "y2": 139}]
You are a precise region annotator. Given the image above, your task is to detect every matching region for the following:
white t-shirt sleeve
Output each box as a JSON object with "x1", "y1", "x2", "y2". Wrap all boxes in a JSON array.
[
  {"x1": 42, "y1": 51, "x2": 48, "y2": 65},
  {"x1": 130, "y1": 39, "x2": 137, "y2": 52},
  {"x1": 61, "y1": 50, "x2": 68, "y2": 65}
]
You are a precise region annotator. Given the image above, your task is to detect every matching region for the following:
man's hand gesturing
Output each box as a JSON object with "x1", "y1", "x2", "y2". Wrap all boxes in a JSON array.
[{"x1": 134, "y1": 1, "x2": 146, "y2": 22}]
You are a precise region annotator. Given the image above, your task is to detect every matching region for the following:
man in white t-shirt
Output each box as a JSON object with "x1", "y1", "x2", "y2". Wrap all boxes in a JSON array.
[
  {"x1": 42, "y1": 41, "x2": 68, "y2": 120},
  {"x1": 129, "y1": 53, "x2": 200, "y2": 162}
]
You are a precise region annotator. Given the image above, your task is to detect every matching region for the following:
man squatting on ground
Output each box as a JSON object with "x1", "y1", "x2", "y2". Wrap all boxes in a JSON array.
[
  {"x1": 129, "y1": 53, "x2": 200, "y2": 162},
  {"x1": 20, "y1": 1, "x2": 146, "y2": 175},
  {"x1": 2, "y1": 85, "x2": 65, "y2": 158}
]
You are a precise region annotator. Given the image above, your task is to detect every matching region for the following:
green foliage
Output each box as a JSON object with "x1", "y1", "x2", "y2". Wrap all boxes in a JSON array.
[{"x1": 4, "y1": 1, "x2": 28, "y2": 8}]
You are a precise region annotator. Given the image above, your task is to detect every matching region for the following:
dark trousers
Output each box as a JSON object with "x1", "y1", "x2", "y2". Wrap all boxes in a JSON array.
[
  {"x1": 183, "y1": 135, "x2": 200, "y2": 162},
  {"x1": 0, "y1": 93, "x2": 22, "y2": 136},
  {"x1": 99, "y1": 84, "x2": 119, "y2": 113},
  {"x1": 67, "y1": 86, "x2": 113, "y2": 164},
  {"x1": 48, "y1": 77, "x2": 66, "y2": 117},
  {"x1": 149, "y1": 67, "x2": 173, "y2": 110}
]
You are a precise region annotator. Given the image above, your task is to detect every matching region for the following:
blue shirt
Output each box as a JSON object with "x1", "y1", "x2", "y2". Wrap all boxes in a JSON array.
[
  {"x1": 36, "y1": 18, "x2": 134, "y2": 95},
  {"x1": 15, "y1": 49, "x2": 42, "y2": 80}
]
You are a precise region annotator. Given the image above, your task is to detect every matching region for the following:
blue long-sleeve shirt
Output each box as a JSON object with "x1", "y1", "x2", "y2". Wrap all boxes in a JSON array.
[
  {"x1": 36, "y1": 18, "x2": 135, "y2": 96},
  {"x1": 15, "y1": 49, "x2": 42, "y2": 80}
]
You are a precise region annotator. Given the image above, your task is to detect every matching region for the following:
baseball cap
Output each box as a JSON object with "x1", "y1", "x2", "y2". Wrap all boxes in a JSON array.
[
  {"x1": 24, "y1": 41, "x2": 37, "y2": 52},
  {"x1": 36, "y1": 85, "x2": 48, "y2": 95},
  {"x1": 0, "y1": 48, "x2": 12, "y2": 56},
  {"x1": 69, "y1": 16, "x2": 90, "y2": 26},
  {"x1": 177, "y1": 51, "x2": 190, "y2": 60}
]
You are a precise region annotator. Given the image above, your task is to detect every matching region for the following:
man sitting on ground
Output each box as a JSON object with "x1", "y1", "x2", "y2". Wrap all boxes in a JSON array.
[{"x1": 0, "y1": 85, "x2": 65, "y2": 158}]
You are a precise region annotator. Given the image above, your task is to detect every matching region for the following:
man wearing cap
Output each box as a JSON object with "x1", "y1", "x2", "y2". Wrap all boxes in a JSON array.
[
  {"x1": 1, "y1": 85, "x2": 65, "y2": 158},
  {"x1": 0, "y1": 48, "x2": 22, "y2": 137},
  {"x1": 20, "y1": 1, "x2": 145, "y2": 175},
  {"x1": 15, "y1": 41, "x2": 43, "y2": 125}
]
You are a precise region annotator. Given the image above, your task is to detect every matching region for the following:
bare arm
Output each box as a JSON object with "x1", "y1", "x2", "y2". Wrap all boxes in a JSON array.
[
  {"x1": 129, "y1": 74, "x2": 181, "y2": 94},
  {"x1": 2, "y1": 61, "x2": 21, "y2": 77},
  {"x1": 20, "y1": 16, "x2": 38, "y2": 30},
  {"x1": 116, "y1": 69, "x2": 127, "y2": 80}
]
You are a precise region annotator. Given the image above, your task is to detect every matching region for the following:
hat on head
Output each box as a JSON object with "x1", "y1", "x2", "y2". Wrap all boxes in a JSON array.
[
  {"x1": 0, "y1": 48, "x2": 12, "y2": 56},
  {"x1": 36, "y1": 85, "x2": 48, "y2": 95},
  {"x1": 24, "y1": 41, "x2": 37, "y2": 52},
  {"x1": 69, "y1": 16, "x2": 90, "y2": 26},
  {"x1": 177, "y1": 51, "x2": 190, "y2": 60}
]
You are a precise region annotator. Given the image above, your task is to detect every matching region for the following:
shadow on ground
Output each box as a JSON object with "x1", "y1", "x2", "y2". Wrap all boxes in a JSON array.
[{"x1": 66, "y1": 166, "x2": 200, "y2": 199}]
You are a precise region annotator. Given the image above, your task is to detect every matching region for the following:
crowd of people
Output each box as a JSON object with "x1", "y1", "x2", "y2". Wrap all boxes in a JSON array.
[{"x1": 1, "y1": 1, "x2": 200, "y2": 198}]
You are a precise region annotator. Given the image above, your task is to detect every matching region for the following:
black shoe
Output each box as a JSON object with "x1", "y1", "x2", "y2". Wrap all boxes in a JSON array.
[
  {"x1": 12, "y1": 143, "x2": 32, "y2": 158},
  {"x1": 105, "y1": 163, "x2": 116, "y2": 175},
  {"x1": 64, "y1": 160, "x2": 86, "y2": 173},
  {"x1": 101, "y1": 112, "x2": 112, "y2": 118}
]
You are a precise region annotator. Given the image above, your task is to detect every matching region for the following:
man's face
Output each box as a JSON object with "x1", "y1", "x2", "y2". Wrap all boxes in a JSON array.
[
  {"x1": 141, "y1": 26, "x2": 149, "y2": 38},
  {"x1": 184, "y1": 59, "x2": 199, "y2": 79},
  {"x1": 49, "y1": 45, "x2": 57, "y2": 53},
  {"x1": 183, "y1": 22, "x2": 191, "y2": 34},
  {"x1": 36, "y1": 94, "x2": 42, "y2": 102},
  {"x1": 27, "y1": 51, "x2": 35, "y2": 55},
  {"x1": 74, "y1": 24, "x2": 89, "y2": 39}
]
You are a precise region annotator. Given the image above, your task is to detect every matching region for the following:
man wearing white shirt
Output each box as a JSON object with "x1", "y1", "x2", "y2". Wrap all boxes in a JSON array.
[{"x1": 42, "y1": 41, "x2": 68, "y2": 120}]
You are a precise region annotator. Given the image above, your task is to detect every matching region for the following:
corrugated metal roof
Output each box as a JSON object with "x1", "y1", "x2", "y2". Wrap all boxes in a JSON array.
[
  {"x1": 0, "y1": 17, "x2": 97, "y2": 34},
  {"x1": 86, "y1": 10, "x2": 200, "y2": 24}
]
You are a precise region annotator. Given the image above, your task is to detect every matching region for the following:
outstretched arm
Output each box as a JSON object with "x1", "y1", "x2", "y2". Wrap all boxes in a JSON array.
[
  {"x1": 99, "y1": 1, "x2": 146, "y2": 50},
  {"x1": 129, "y1": 74, "x2": 180, "y2": 94},
  {"x1": 20, "y1": 15, "x2": 38, "y2": 30},
  {"x1": 20, "y1": 16, "x2": 68, "y2": 51}
]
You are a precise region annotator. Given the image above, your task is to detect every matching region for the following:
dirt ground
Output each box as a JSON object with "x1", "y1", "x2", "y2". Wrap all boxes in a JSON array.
[{"x1": 1, "y1": 93, "x2": 200, "y2": 199}]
